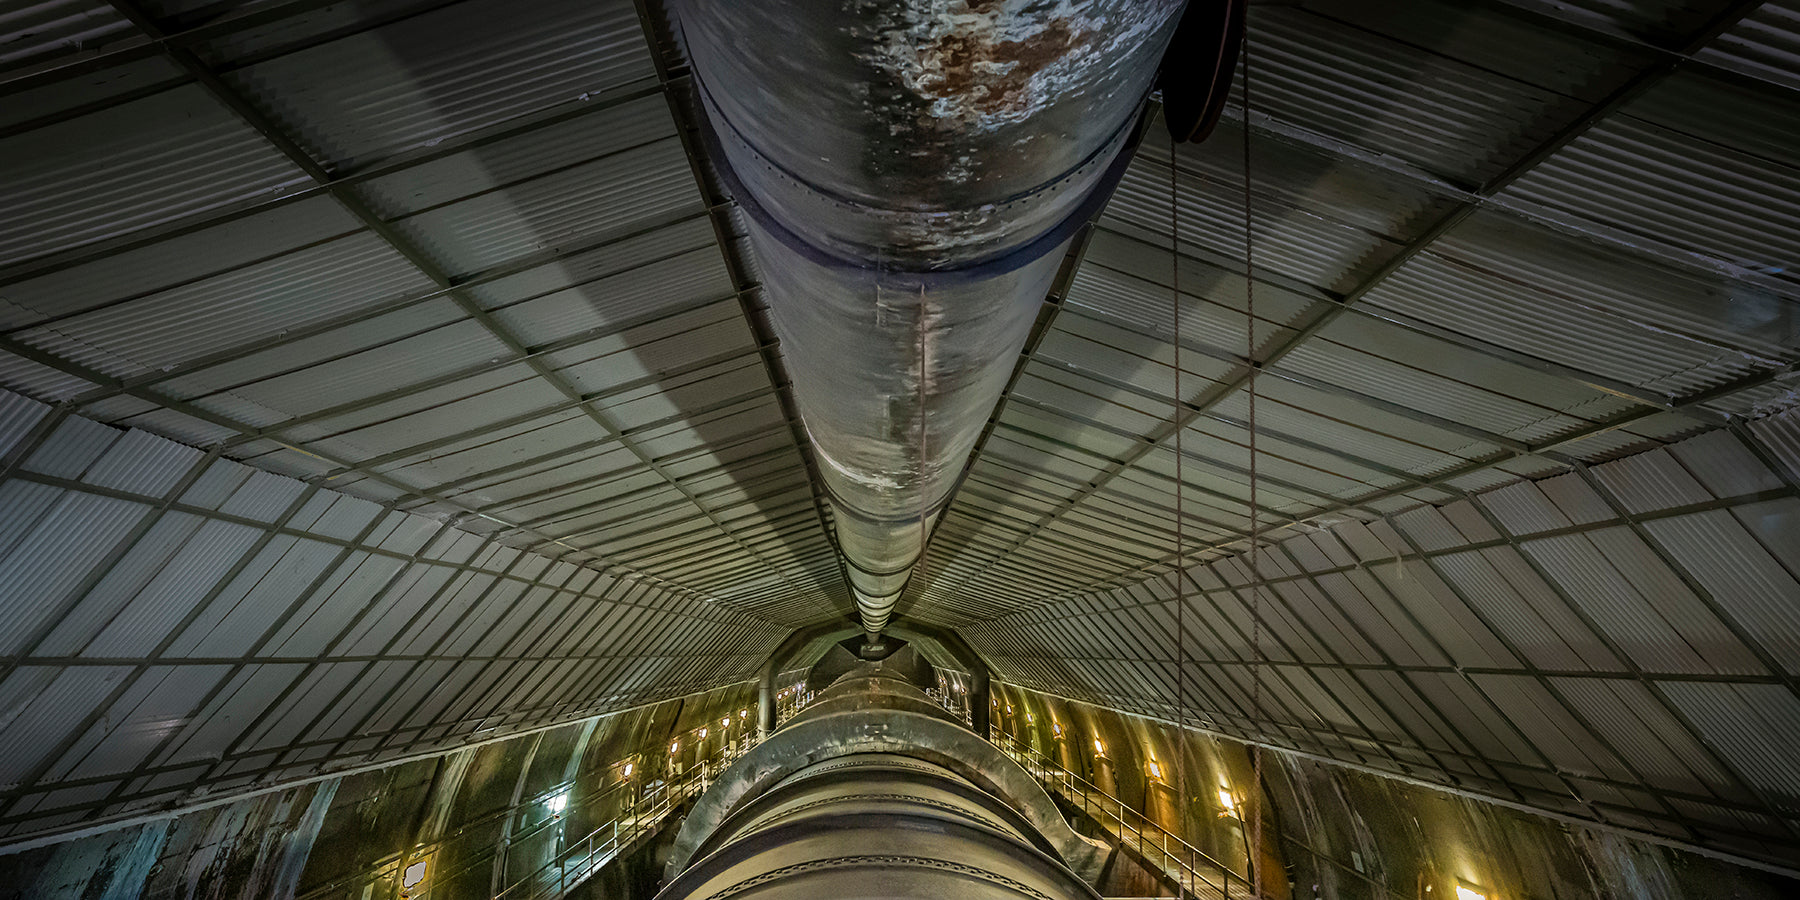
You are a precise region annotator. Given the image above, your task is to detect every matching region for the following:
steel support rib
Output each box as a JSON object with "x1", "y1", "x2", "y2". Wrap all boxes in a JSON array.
[
  {"x1": 1012, "y1": 347, "x2": 1800, "y2": 607},
  {"x1": 43, "y1": 205, "x2": 716, "y2": 410},
  {"x1": 1083, "y1": 225, "x2": 1716, "y2": 420},
  {"x1": 922, "y1": 0, "x2": 1770, "y2": 614},
  {"x1": 74, "y1": 0, "x2": 822, "y2": 614},
  {"x1": 631, "y1": 0, "x2": 854, "y2": 619}
]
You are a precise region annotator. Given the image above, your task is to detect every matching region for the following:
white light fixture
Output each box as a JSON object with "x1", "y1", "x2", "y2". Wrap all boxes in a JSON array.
[
  {"x1": 699, "y1": 727, "x2": 708, "y2": 739},
  {"x1": 670, "y1": 741, "x2": 680, "y2": 754},
  {"x1": 1454, "y1": 884, "x2": 1488, "y2": 900},
  {"x1": 1149, "y1": 760, "x2": 1162, "y2": 778},
  {"x1": 402, "y1": 861, "x2": 428, "y2": 889},
  {"x1": 722, "y1": 716, "x2": 730, "y2": 728},
  {"x1": 1217, "y1": 785, "x2": 1237, "y2": 817},
  {"x1": 546, "y1": 793, "x2": 567, "y2": 814},
  {"x1": 740, "y1": 709, "x2": 748, "y2": 718},
  {"x1": 1094, "y1": 738, "x2": 1105, "y2": 755},
  {"x1": 623, "y1": 762, "x2": 634, "y2": 777}
]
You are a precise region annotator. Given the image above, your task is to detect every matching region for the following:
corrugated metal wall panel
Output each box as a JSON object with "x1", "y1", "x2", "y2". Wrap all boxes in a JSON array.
[
  {"x1": 1647, "y1": 509, "x2": 1800, "y2": 673},
  {"x1": 0, "y1": 0, "x2": 1795, "y2": 871},
  {"x1": 0, "y1": 666, "x2": 136, "y2": 790},
  {"x1": 975, "y1": 415, "x2": 1800, "y2": 867},
  {"x1": 0, "y1": 397, "x2": 785, "y2": 842},
  {"x1": 1661, "y1": 682, "x2": 1800, "y2": 817},
  {"x1": 48, "y1": 664, "x2": 233, "y2": 784}
]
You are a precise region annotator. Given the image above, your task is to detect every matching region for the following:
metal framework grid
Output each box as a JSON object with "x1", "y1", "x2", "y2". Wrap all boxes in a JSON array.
[
  {"x1": 944, "y1": 0, "x2": 1800, "y2": 872},
  {"x1": 0, "y1": 0, "x2": 822, "y2": 845},
  {"x1": 2, "y1": 0, "x2": 1799, "y2": 874}
]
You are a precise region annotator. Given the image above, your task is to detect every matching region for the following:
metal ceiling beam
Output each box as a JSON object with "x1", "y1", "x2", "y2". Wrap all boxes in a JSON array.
[
  {"x1": 394, "y1": 390, "x2": 800, "y2": 518},
  {"x1": 0, "y1": 463, "x2": 778, "y2": 623},
  {"x1": 474, "y1": 442, "x2": 793, "y2": 532},
  {"x1": 1373, "y1": 513, "x2": 1717, "y2": 842},
  {"x1": 1082, "y1": 226, "x2": 1722, "y2": 421},
  {"x1": 512, "y1": 463, "x2": 821, "y2": 559},
  {"x1": 45, "y1": 204, "x2": 714, "y2": 409},
  {"x1": 929, "y1": 0, "x2": 1769, "y2": 620},
  {"x1": 214, "y1": 303, "x2": 751, "y2": 449},
  {"x1": 1000, "y1": 345, "x2": 1495, "y2": 501},
  {"x1": 92, "y1": 0, "x2": 826, "y2": 614},
  {"x1": 1569, "y1": 453, "x2": 1800, "y2": 707},
  {"x1": 3, "y1": 46, "x2": 667, "y2": 290},
  {"x1": 1439, "y1": 474, "x2": 1800, "y2": 843},
  {"x1": 1053, "y1": 351, "x2": 1800, "y2": 601},
  {"x1": 990, "y1": 467, "x2": 1800, "y2": 845},
  {"x1": 0, "y1": 0, "x2": 507, "y2": 147},
  {"x1": 630, "y1": 0, "x2": 852, "y2": 614},
  {"x1": 0, "y1": 468, "x2": 332, "y2": 823},
  {"x1": 980, "y1": 485, "x2": 1790, "y2": 623},
  {"x1": 0, "y1": 444, "x2": 235, "y2": 821},
  {"x1": 288, "y1": 365, "x2": 774, "y2": 482},
  {"x1": 1167, "y1": 563, "x2": 1448, "y2": 782}
]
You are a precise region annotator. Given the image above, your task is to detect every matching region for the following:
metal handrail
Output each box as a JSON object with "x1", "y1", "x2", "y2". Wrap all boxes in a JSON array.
[
  {"x1": 989, "y1": 731, "x2": 1256, "y2": 900},
  {"x1": 487, "y1": 741, "x2": 753, "y2": 900}
]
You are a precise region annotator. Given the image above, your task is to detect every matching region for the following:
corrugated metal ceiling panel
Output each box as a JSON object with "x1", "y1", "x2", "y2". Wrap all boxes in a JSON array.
[
  {"x1": 1695, "y1": 2, "x2": 1800, "y2": 91},
  {"x1": 2, "y1": 0, "x2": 1799, "y2": 873},
  {"x1": 220, "y1": 0, "x2": 654, "y2": 169},
  {"x1": 0, "y1": 83, "x2": 308, "y2": 266}
]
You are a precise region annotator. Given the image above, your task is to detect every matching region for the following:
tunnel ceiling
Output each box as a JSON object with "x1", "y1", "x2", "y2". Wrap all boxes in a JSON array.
[{"x1": 2, "y1": 0, "x2": 1799, "y2": 872}]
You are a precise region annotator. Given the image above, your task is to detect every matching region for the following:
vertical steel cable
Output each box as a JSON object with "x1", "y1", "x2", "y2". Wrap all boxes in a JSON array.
[
  {"x1": 1169, "y1": 106, "x2": 1190, "y2": 884},
  {"x1": 1240, "y1": 18, "x2": 1265, "y2": 898}
]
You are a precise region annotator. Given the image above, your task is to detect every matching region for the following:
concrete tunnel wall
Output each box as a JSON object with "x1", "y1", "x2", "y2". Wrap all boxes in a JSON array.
[
  {"x1": 5, "y1": 670, "x2": 1799, "y2": 900},
  {"x1": 989, "y1": 683, "x2": 1800, "y2": 900},
  {"x1": 0, "y1": 681, "x2": 760, "y2": 900}
]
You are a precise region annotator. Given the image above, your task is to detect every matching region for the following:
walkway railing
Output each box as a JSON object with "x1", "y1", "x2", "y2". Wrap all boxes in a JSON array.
[
  {"x1": 490, "y1": 742, "x2": 752, "y2": 900},
  {"x1": 990, "y1": 731, "x2": 1258, "y2": 900}
]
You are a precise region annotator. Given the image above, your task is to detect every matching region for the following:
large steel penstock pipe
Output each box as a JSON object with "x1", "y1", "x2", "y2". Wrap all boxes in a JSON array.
[
  {"x1": 658, "y1": 668, "x2": 1109, "y2": 900},
  {"x1": 670, "y1": 0, "x2": 1187, "y2": 637}
]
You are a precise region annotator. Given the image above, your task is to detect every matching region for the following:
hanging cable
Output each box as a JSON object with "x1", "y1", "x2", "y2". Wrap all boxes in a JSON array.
[
  {"x1": 1168, "y1": 103, "x2": 1190, "y2": 894},
  {"x1": 1239, "y1": 18, "x2": 1265, "y2": 900}
]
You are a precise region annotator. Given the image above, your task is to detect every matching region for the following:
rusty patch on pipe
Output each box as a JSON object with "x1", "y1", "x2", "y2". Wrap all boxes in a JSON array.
[{"x1": 915, "y1": 17, "x2": 1090, "y2": 118}]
